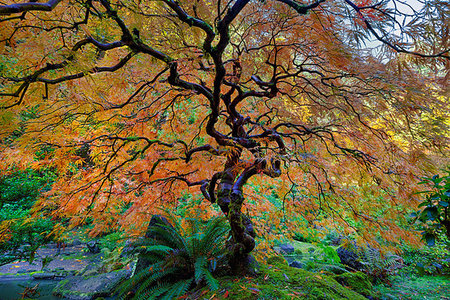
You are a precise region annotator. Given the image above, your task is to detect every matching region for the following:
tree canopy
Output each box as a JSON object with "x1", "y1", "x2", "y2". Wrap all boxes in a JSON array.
[{"x1": 0, "y1": 0, "x2": 448, "y2": 268}]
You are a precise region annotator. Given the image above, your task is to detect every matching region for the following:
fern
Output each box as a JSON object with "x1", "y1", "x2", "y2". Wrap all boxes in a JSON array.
[
  {"x1": 194, "y1": 255, "x2": 208, "y2": 284},
  {"x1": 117, "y1": 215, "x2": 228, "y2": 299},
  {"x1": 358, "y1": 247, "x2": 404, "y2": 283},
  {"x1": 204, "y1": 266, "x2": 219, "y2": 290},
  {"x1": 134, "y1": 267, "x2": 177, "y2": 297},
  {"x1": 163, "y1": 279, "x2": 192, "y2": 300}
]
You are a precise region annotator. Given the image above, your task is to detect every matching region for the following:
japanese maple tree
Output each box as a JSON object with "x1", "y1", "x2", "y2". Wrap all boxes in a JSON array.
[{"x1": 0, "y1": 0, "x2": 448, "y2": 271}]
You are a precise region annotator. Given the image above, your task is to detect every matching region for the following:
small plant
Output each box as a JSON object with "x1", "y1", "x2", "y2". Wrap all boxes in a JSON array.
[
  {"x1": 116, "y1": 215, "x2": 229, "y2": 299},
  {"x1": 359, "y1": 247, "x2": 403, "y2": 284}
]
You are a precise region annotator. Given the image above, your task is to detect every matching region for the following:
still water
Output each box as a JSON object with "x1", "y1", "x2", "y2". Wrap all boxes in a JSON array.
[{"x1": 0, "y1": 278, "x2": 60, "y2": 300}]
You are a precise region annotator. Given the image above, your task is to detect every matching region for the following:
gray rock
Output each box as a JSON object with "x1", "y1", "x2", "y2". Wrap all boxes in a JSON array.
[
  {"x1": 53, "y1": 270, "x2": 129, "y2": 300},
  {"x1": 134, "y1": 215, "x2": 175, "y2": 275},
  {"x1": 289, "y1": 260, "x2": 304, "y2": 269},
  {"x1": 86, "y1": 241, "x2": 100, "y2": 254},
  {"x1": 337, "y1": 246, "x2": 364, "y2": 271},
  {"x1": 144, "y1": 215, "x2": 173, "y2": 239},
  {"x1": 279, "y1": 243, "x2": 295, "y2": 254},
  {"x1": 32, "y1": 272, "x2": 56, "y2": 279},
  {"x1": 72, "y1": 239, "x2": 82, "y2": 246}
]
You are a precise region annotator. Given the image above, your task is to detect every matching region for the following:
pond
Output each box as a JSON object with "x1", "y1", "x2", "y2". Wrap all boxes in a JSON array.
[
  {"x1": 0, "y1": 278, "x2": 60, "y2": 300},
  {"x1": 0, "y1": 277, "x2": 119, "y2": 300}
]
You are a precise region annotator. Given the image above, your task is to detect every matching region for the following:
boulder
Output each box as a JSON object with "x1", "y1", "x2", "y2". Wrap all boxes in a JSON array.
[
  {"x1": 279, "y1": 243, "x2": 295, "y2": 254},
  {"x1": 72, "y1": 239, "x2": 82, "y2": 246},
  {"x1": 86, "y1": 241, "x2": 100, "y2": 254},
  {"x1": 337, "y1": 246, "x2": 364, "y2": 271},
  {"x1": 289, "y1": 260, "x2": 305, "y2": 269},
  {"x1": 144, "y1": 215, "x2": 173, "y2": 239},
  {"x1": 133, "y1": 215, "x2": 175, "y2": 275},
  {"x1": 32, "y1": 272, "x2": 55, "y2": 280},
  {"x1": 267, "y1": 255, "x2": 288, "y2": 266},
  {"x1": 53, "y1": 270, "x2": 128, "y2": 300},
  {"x1": 333, "y1": 272, "x2": 373, "y2": 298}
]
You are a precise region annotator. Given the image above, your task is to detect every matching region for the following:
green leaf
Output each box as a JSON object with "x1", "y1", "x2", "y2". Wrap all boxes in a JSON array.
[{"x1": 418, "y1": 201, "x2": 430, "y2": 208}]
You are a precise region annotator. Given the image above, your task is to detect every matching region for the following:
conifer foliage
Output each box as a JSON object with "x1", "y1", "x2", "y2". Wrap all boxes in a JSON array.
[{"x1": 0, "y1": 0, "x2": 448, "y2": 269}]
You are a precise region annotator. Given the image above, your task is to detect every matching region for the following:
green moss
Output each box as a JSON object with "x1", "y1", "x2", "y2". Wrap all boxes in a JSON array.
[
  {"x1": 291, "y1": 241, "x2": 319, "y2": 254},
  {"x1": 197, "y1": 261, "x2": 366, "y2": 299},
  {"x1": 266, "y1": 255, "x2": 288, "y2": 266},
  {"x1": 333, "y1": 272, "x2": 373, "y2": 297}
]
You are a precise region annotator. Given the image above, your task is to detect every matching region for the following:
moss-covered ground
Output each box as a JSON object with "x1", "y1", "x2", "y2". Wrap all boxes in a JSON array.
[
  {"x1": 191, "y1": 258, "x2": 368, "y2": 299},
  {"x1": 372, "y1": 275, "x2": 450, "y2": 299}
]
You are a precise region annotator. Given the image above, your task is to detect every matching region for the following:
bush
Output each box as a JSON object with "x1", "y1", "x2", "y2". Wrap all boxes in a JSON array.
[
  {"x1": 402, "y1": 233, "x2": 450, "y2": 276},
  {"x1": 414, "y1": 170, "x2": 450, "y2": 244},
  {"x1": 0, "y1": 168, "x2": 56, "y2": 264},
  {"x1": 0, "y1": 168, "x2": 55, "y2": 209}
]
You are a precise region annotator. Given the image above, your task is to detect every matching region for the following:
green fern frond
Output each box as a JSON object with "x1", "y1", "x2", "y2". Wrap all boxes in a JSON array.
[
  {"x1": 138, "y1": 282, "x2": 173, "y2": 300},
  {"x1": 203, "y1": 267, "x2": 219, "y2": 291},
  {"x1": 135, "y1": 266, "x2": 177, "y2": 297},
  {"x1": 199, "y1": 217, "x2": 228, "y2": 255},
  {"x1": 194, "y1": 255, "x2": 208, "y2": 284},
  {"x1": 139, "y1": 244, "x2": 174, "y2": 253},
  {"x1": 119, "y1": 214, "x2": 228, "y2": 300},
  {"x1": 147, "y1": 225, "x2": 187, "y2": 250},
  {"x1": 116, "y1": 261, "x2": 165, "y2": 295},
  {"x1": 162, "y1": 279, "x2": 193, "y2": 300}
]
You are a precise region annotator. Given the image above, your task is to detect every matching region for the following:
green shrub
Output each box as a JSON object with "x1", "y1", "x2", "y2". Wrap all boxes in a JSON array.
[
  {"x1": 0, "y1": 168, "x2": 56, "y2": 264},
  {"x1": 402, "y1": 233, "x2": 450, "y2": 276},
  {"x1": 116, "y1": 215, "x2": 229, "y2": 299},
  {"x1": 0, "y1": 168, "x2": 55, "y2": 209},
  {"x1": 414, "y1": 170, "x2": 450, "y2": 245},
  {"x1": 0, "y1": 215, "x2": 54, "y2": 264}
]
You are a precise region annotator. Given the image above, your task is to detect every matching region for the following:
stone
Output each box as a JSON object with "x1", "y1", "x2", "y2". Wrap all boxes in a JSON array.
[
  {"x1": 72, "y1": 239, "x2": 82, "y2": 246},
  {"x1": 333, "y1": 271, "x2": 373, "y2": 297},
  {"x1": 289, "y1": 260, "x2": 304, "y2": 269},
  {"x1": 279, "y1": 243, "x2": 295, "y2": 254},
  {"x1": 337, "y1": 246, "x2": 364, "y2": 271},
  {"x1": 134, "y1": 215, "x2": 175, "y2": 275},
  {"x1": 53, "y1": 270, "x2": 129, "y2": 300},
  {"x1": 144, "y1": 215, "x2": 173, "y2": 239},
  {"x1": 120, "y1": 239, "x2": 135, "y2": 258},
  {"x1": 86, "y1": 241, "x2": 100, "y2": 254},
  {"x1": 267, "y1": 255, "x2": 288, "y2": 266},
  {"x1": 32, "y1": 272, "x2": 55, "y2": 280}
]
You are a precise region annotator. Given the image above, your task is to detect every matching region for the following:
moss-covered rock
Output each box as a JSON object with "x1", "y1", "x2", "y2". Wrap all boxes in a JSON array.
[
  {"x1": 194, "y1": 261, "x2": 367, "y2": 299},
  {"x1": 266, "y1": 255, "x2": 288, "y2": 266},
  {"x1": 52, "y1": 270, "x2": 128, "y2": 300},
  {"x1": 333, "y1": 271, "x2": 373, "y2": 298}
]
